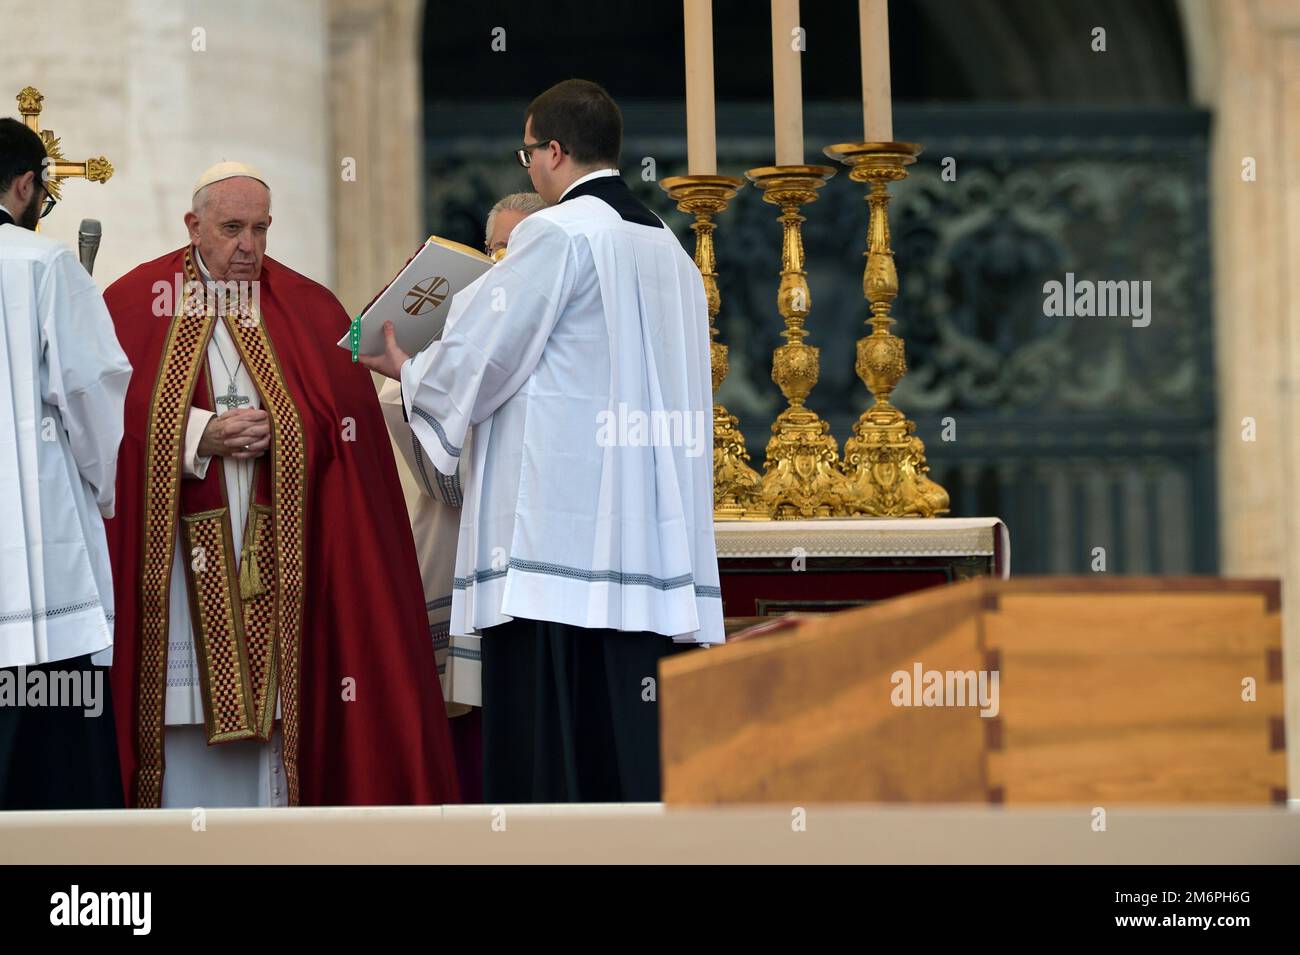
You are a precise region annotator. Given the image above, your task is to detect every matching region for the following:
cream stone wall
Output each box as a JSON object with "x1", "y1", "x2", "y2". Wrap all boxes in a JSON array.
[{"x1": 0, "y1": 0, "x2": 333, "y2": 289}]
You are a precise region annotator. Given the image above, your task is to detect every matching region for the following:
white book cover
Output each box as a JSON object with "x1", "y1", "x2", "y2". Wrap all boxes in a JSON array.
[{"x1": 338, "y1": 236, "x2": 493, "y2": 357}]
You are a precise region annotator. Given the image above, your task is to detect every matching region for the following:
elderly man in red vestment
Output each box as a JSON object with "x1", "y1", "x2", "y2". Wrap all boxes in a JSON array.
[{"x1": 103, "y1": 161, "x2": 459, "y2": 807}]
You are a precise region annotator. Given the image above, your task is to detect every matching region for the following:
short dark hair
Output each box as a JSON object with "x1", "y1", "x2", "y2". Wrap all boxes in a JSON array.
[
  {"x1": 0, "y1": 117, "x2": 48, "y2": 194},
  {"x1": 526, "y1": 79, "x2": 622, "y2": 168}
]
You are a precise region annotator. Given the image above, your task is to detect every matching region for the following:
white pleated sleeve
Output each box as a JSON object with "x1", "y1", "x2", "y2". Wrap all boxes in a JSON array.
[
  {"x1": 40, "y1": 250, "x2": 131, "y2": 518},
  {"x1": 400, "y1": 215, "x2": 573, "y2": 477}
]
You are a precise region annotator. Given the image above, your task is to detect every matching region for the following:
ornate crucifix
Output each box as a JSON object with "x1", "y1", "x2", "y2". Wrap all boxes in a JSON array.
[
  {"x1": 215, "y1": 381, "x2": 251, "y2": 411},
  {"x1": 16, "y1": 86, "x2": 114, "y2": 200}
]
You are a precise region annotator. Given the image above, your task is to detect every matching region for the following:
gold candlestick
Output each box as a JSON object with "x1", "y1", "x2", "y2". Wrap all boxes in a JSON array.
[
  {"x1": 824, "y1": 141, "x2": 949, "y2": 517},
  {"x1": 661, "y1": 174, "x2": 770, "y2": 520},
  {"x1": 745, "y1": 164, "x2": 844, "y2": 519}
]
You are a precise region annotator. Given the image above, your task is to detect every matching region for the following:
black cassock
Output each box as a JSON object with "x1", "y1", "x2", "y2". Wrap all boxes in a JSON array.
[
  {"x1": 0, "y1": 654, "x2": 124, "y2": 809},
  {"x1": 481, "y1": 618, "x2": 696, "y2": 802}
]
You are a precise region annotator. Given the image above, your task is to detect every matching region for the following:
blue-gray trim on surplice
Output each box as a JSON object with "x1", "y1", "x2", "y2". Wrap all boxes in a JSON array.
[
  {"x1": 430, "y1": 620, "x2": 450, "y2": 652},
  {"x1": 411, "y1": 406, "x2": 460, "y2": 458},
  {"x1": 0, "y1": 597, "x2": 102, "y2": 625},
  {"x1": 453, "y1": 557, "x2": 721, "y2": 599},
  {"x1": 410, "y1": 413, "x2": 464, "y2": 506}
]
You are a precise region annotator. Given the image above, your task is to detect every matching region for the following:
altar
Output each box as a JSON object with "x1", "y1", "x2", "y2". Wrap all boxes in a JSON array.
[{"x1": 715, "y1": 517, "x2": 1010, "y2": 628}]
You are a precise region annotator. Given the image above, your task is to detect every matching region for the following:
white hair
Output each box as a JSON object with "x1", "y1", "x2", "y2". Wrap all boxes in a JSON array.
[
  {"x1": 484, "y1": 191, "x2": 546, "y2": 245},
  {"x1": 192, "y1": 177, "x2": 272, "y2": 216}
]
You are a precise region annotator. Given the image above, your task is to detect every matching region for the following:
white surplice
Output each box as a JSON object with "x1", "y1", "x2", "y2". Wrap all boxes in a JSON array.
[
  {"x1": 0, "y1": 218, "x2": 131, "y2": 669},
  {"x1": 378, "y1": 271, "x2": 488, "y2": 707},
  {"x1": 401, "y1": 189, "x2": 725, "y2": 645},
  {"x1": 161, "y1": 248, "x2": 285, "y2": 808},
  {"x1": 380, "y1": 378, "x2": 479, "y2": 706}
]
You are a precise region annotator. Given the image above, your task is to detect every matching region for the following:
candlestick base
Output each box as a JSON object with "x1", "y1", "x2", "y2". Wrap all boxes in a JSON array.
[
  {"x1": 661, "y1": 175, "x2": 770, "y2": 521},
  {"x1": 823, "y1": 141, "x2": 949, "y2": 518}
]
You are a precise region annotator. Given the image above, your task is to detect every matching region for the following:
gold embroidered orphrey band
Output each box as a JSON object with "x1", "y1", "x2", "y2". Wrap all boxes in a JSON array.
[{"x1": 135, "y1": 250, "x2": 308, "y2": 807}]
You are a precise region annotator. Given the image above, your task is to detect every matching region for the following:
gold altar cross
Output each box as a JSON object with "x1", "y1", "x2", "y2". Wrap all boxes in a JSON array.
[{"x1": 15, "y1": 86, "x2": 113, "y2": 201}]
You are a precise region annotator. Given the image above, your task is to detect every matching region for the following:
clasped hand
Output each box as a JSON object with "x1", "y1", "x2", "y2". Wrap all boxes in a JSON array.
[{"x1": 199, "y1": 408, "x2": 270, "y2": 460}]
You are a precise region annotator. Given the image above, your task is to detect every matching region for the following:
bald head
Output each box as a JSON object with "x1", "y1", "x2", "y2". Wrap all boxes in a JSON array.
[{"x1": 185, "y1": 176, "x2": 272, "y2": 281}]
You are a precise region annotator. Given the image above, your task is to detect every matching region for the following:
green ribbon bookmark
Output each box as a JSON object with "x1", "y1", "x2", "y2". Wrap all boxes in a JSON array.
[{"x1": 349, "y1": 313, "x2": 361, "y2": 363}]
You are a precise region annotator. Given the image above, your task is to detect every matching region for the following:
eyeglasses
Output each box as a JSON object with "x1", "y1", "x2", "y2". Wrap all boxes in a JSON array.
[
  {"x1": 38, "y1": 177, "x2": 56, "y2": 220},
  {"x1": 515, "y1": 139, "x2": 567, "y2": 169}
]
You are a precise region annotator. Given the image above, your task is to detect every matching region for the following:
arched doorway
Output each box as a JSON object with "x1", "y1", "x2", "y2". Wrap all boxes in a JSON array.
[{"x1": 416, "y1": 0, "x2": 1213, "y2": 575}]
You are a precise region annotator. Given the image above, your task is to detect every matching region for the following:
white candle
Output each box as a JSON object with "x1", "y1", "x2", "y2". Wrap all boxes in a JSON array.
[
  {"x1": 684, "y1": 0, "x2": 717, "y2": 175},
  {"x1": 859, "y1": 0, "x2": 893, "y2": 142},
  {"x1": 771, "y1": 0, "x2": 803, "y2": 165}
]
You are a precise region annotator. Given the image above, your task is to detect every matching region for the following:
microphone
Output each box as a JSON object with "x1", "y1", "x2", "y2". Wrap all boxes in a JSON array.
[{"x1": 78, "y1": 219, "x2": 102, "y2": 276}]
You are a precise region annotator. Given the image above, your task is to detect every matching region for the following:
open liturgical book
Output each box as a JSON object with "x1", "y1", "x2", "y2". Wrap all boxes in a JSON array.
[{"x1": 341, "y1": 236, "x2": 493, "y2": 359}]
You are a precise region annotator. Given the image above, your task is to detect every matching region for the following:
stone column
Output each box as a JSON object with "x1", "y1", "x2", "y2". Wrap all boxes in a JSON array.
[
  {"x1": 327, "y1": 0, "x2": 426, "y2": 504},
  {"x1": 1198, "y1": 0, "x2": 1300, "y2": 795},
  {"x1": 0, "y1": 0, "x2": 332, "y2": 288},
  {"x1": 328, "y1": 0, "x2": 425, "y2": 316}
]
